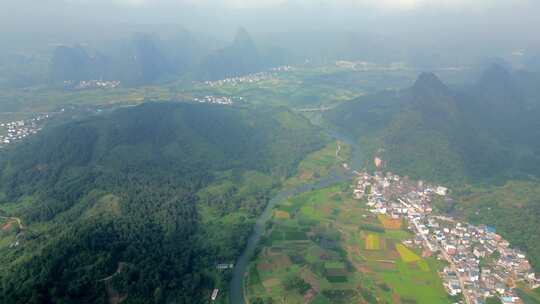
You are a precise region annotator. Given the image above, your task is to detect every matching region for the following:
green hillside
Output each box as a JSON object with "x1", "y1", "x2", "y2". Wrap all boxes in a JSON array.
[
  {"x1": 196, "y1": 28, "x2": 265, "y2": 81},
  {"x1": 325, "y1": 65, "x2": 540, "y2": 272},
  {"x1": 326, "y1": 65, "x2": 540, "y2": 185},
  {"x1": 325, "y1": 72, "x2": 467, "y2": 183},
  {"x1": 456, "y1": 181, "x2": 540, "y2": 271},
  {"x1": 0, "y1": 102, "x2": 325, "y2": 304}
]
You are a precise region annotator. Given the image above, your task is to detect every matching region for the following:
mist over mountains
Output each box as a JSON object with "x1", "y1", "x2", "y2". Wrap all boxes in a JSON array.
[
  {"x1": 1, "y1": 6, "x2": 540, "y2": 89},
  {"x1": 2, "y1": 2, "x2": 540, "y2": 303}
]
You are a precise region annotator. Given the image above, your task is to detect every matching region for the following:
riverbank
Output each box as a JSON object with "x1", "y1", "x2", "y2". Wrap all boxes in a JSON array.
[{"x1": 229, "y1": 122, "x2": 363, "y2": 304}]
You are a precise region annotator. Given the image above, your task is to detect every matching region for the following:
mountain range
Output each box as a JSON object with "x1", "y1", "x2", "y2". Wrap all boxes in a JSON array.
[
  {"x1": 325, "y1": 64, "x2": 540, "y2": 273},
  {"x1": 326, "y1": 64, "x2": 540, "y2": 184},
  {"x1": 50, "y1": 28, "x2": 273, "y2": 86}
]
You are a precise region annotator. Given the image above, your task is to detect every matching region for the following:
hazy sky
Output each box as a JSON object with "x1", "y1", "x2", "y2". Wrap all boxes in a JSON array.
[
  {"x1": 3, "y1": 0, "x2": 538, "y2": 28},
  {"x1": 5, "y1": 0, "x2": 537, "y2": 21},
  {"x1": 1, "y1": 0, "x2": 539, "y2": 54},
  {"x1": 75, "y1": 0, "x2": 530, "y2": 10}
]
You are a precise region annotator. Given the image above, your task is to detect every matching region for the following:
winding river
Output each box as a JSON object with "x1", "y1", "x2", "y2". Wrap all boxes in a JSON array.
[{"x1": 229, "y1": 119, "x2": 364, "y2": 304}]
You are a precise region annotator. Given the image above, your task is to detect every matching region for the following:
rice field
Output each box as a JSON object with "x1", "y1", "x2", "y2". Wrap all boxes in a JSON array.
[
  {"x1": 246, "y1": 184, "x2": 451, "y2": 304},
  {"x1": 378, "y1": 214, "x2": 402, "y2": 230},
  {"x1": 274, "y1": 210, "x2": 290, "y2": 219},
  {"x1": 396, "y1": 244, "x2": 421, "y2": 263},
  {"x1": 365, "y1": 234, "x2": 381, "y2": 250}
]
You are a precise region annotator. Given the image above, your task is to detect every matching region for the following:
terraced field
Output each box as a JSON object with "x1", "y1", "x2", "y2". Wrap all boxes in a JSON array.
[
  {"x1": 377, "y1": 214, "x2": 402, "y2": 230},
  {"x1": 365, "y1": 234, "x2": 381, "y2": 250},
  {"x1": 246, "y1": 184, "x2": 453, "y2": 304},
  {"x1": 396, "y1": 244, "x2": 421, "y2": 263}
]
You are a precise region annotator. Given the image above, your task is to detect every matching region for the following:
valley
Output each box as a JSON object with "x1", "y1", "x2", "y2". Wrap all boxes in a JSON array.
[
  {"x1": 244, "y1": 183, "x2": 452, "y2": 304},
  {"x1": 3, "y1": 3, "x2": 540, "y2": 304},
  {"x1": 0, "y1": 63, "x2": 539, "y2": 304},
  {"x1": 0, "y1": 102, "x2": 326, "y2": 303},
  {"x1": 244, "y1": 163, "x2": 539, "y2": 304}
]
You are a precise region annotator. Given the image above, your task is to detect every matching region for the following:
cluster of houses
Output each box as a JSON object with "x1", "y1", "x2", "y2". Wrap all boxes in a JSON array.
[
  {"x1": 430, "y1": 218, "x2": 539, "y2": 304},
  {"x1": 203, "y1": 66, "x2": 294, "y2": 87},
  {"x1": 193, "y1": 95, "x2": 240, "y2": 105},
  {"x1": 354, "y1": 171, "x2": 445, "y2": 217},
  {"x1": 269, "y1": 65, "x2": 295, "y2": 72},
  {"x1": 203, "y1": 72, "x2": 272, "y2": 87},
  {"x1": 63, "y1": 80, "x2": 121, "y2": 90},
  {"x1": 0, "y1": 115, "x2": 49, "y2": 147},
  {"x1": 352, "y1": 170, "x2": 539, "y2": 304}
]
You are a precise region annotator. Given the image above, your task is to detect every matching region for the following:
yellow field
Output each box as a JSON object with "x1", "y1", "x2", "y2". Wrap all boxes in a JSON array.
[
  {"x1": 274, "y1": 210, "x2": 290, "y2": 219},
  {"x1": 378, "y1": 215, "x2": 402, "y2": 230},
  {"x1": 365, "y1": 234, "x2": 381, "y2": 250},
  {"x1": 396, "y1": 244, "x2": 421, "y2": 263},
  {"x1": 417, "y1": 260, "x2": 431, "y2": 272}
]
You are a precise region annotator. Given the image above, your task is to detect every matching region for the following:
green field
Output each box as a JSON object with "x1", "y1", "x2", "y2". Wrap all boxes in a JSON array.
[
  {"x1": 246, "y1": 185, "x2": 452, "y2": 304},
  {"x1": 396, "y1": 244, "x2": 421, "y2": 263},
  {"x1": 365, "y1": 234, "x2": 381, "y2": 250},
  {"x1": 285, "y1": 141, "x2": 350, "y2": 188},
  {"x1": 176, "y1": 67, "x2": 368, "y2": 108},
  {"x1": 0, "y1": 85, "x2": 170, "y2": 121},
  {"x1": 0, "y1": 65, "x2": 420, "y2": 125}
]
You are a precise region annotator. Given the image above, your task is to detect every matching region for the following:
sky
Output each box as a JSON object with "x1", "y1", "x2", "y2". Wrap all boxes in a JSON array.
[
  {"x1": 1, "y1": 0, "x2": 539, "y2": 58},
  {"x1": 3, "y1": 0, "x2": 538, "y2": 30},
  {"x1": 94, "y1": 0, "x2": 528, "y2": 10}
]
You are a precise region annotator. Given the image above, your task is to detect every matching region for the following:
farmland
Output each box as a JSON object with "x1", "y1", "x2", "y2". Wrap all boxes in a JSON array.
[
  {"x1": 396, "y1": 244, "x2": 421, "y2": 263},
  {"x1": 365, "y1": 234, "x2": 381, "y2": 250},
  {"x1": 284, "y1": 141, "x2": 351, "y2": 188},
  {"x1": 377, "y1": 214, "x2": 402, "y2": 230},
  {"x1": 177, "y1": 67, "x2": 369, "y2": 108},
  {"x1": 246, "y1": 185, "x2": 453, "y2": 304},
  {"x1": 0, "y1": 64, "x2": 423, "y2": 125}
]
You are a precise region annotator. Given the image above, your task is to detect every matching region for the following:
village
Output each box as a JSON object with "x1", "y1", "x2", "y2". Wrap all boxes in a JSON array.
[
  {"x1": 0, "y1": 114, "x2": 50, "y2": 148},
  {"x1": 203, "y1": 72, "x2": 272, "y2": 87},
  {"x1": 63, "y1": 79, "x2": 121, "y2": 90},
  {"x1": 0, "y1": 105, "x2": 107, "y2": 149},
  {"x1": 193, "y1": 95, "x2": 240, "y2": 105},
  {"x1": 353, "y1": 168, "x2": 540, "y2": 304},
  {"x1": 202, "y1": 66, "x2": 294, "y2": 87}
]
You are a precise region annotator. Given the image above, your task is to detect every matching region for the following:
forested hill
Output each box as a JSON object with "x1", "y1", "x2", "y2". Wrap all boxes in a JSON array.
[
  {"x1": 196, "y1": 28, "x2": 264, "y2": 81},
  {"x1": 326, "y1": 66, "x2": 540, "y2": 272},
  {"x1": 50, "y1": 28, "x2": 272, "y2": 86},
  {"x1": 51, "y1": 32, "x2": 195, "y2": 86},
  {"x1": 325, "y1": 65, "x2": 540, "y2": 185},
  {"x1": 0, "y1": 102, "x2": 325, "y2": 304}
]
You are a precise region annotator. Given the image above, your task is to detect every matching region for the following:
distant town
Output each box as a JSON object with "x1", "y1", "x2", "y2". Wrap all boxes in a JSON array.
[
  {"x1": 353, "y1": 168, "x2": 539, "y2": 304},
  {"x1": 0, "y1": 105, "x2": 113, "y2": 149},
  {"x1": 63, "y1": 80, "x2": 121, "y2": 90},
  {"x1": 0, "y1": 114, "x2": 50, "y2": 148},
  {"x1": 202, "y1": 65, "x2": 294, "y2": 87},
  {"x1": 193, "y1": 95, "x2": 240, "y2": 105}
]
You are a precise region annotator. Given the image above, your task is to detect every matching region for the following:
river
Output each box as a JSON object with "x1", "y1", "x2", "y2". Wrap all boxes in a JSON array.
[{"x1": 229, "y1": 117, "x2": 364, "y2": 304}]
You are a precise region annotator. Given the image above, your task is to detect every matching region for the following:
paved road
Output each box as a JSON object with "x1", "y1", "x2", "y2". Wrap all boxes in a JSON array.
[{"x1": 404, "y1": 207, "x2": 471, "y2": 304}]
